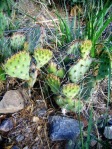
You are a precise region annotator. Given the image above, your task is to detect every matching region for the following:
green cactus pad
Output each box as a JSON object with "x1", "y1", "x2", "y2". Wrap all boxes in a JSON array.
[
  {"x1": 34, "y1": 49, "x2": 53, "y2": 69},
  {"x1": 47, "y1": 62, "x2": 57, "y2": 74},
  {"x1": 68, "y1": 57, "x2": 92, "y2": 83},
  {"x1": 10, "y1": 33, "x2": 25, "y2": 50},
  {"x1": 73, "y1": 100, "x2": 84, "y2": 113},
  {"x1": 56, "y1": 68, "x2": 65, "y2": 78},
  {"x1": 4, "y1": 51, "x2": 31, "y2": 80},
  {"x1": 0, "y1": 12, "x2": 7, "y2": 37},
  {"x1": 46, "y1": 74, "x2": 60, "y2": 94},
  {"x1": 62, "y1": 83, "x2": 80, "y2": 98},
  {"x1": 97, "y1": 52, "x2": 110, "y2": 80},
  {"x1": 47, "y1": 62, "x2": 65, "y2": 78},
  {"x1": 80, "y1": 40, "x2": 92, "y2": 58},
  {"x1": 0, "y1": 67, "x2": 6, "y2": 81},
  {"x1": 55, "y1": 96, "x2": 83, "y2": 112}
]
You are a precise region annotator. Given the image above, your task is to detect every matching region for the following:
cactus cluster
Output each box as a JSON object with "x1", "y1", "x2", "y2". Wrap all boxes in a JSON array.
[
  {"x1": 45, "y1": 40, "x2": 94, "y2": 113},
  {"x1": 3, "y1": 37, "x2": 110, "y2": 113},
  {"x1": 3, "y1": 48, "x2": 53, "y2": 87},
  {"x1": 46, "y1": 72, "x2": 83, "y2": 112}
]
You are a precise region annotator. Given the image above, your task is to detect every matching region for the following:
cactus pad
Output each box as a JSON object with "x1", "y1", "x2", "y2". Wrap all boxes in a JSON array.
[
  {"x1": 4, "y1": 51, "x2": 31, "y2": 80},
  {"x1": 68, "y1": 57, "x2": 92, "y2": 83},
  {"x1": 46, "y1": 74, "x2": 60, "y2": 94},
  {"x1": 34, "y1": 49, "x2": 53, "y2": 69},
  {"x1": 0, "y1": 12, "x2": 7, "y2": 37},
  {"x1": 97, "y1": 52, "x2": 110, "y2": 80},
  {"x1": 73, "y1": 100, "x2": 84, "y2": 113},
  {"x1": 80, "y1": 40, "x2": 92, "y2": 57},
  {"x1": 56, "y1": 68, "x2": 65, "y2": 78},
  {"x1": 47, "y1": 62, "x2": 57, "y2": 74},
  {"x1": 62, "y1": 83, "x2": 80, "y2": 98},
  {"x1": 47, "y1": 62, "x2": 65, "y2": 78},
  {"x1": 10, "y1": 33, "x2": 25, "y2": 50},
  {"x1": 55, "y1": 96, "x2": 83, "y2": 112}
]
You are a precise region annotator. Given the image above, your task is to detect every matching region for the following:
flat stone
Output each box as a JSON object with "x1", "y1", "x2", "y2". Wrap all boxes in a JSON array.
[{"x1": 0, "y1": 90, "x2": 24, "y2": 113}]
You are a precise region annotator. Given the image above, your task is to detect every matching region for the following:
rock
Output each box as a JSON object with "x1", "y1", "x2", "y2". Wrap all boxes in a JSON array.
[
  {"x1": 16, "y1": 135, "x2": 24, "y2": 142},
  {"x1": 0, "y1": 90, "x2": 24, "y2": 113},
  {"x1": 11, "y1": 146, "x2": 20, "y2": 149},
  {"x1": 104, "y1": 126, "x2": 112, "y2": 139},
  {"x1": 32, "y1": 142, "x2": 39, "y2": 149},
  {"x1": 0, "y1": 118, "x2": 13, "y2": 132},
  {"x1": 32, "y1": 116, "x2": 40, "y2": 123},
  {"x1": 23, "y1": 146, "x2": 29, "y2": 149},
  {"x1": 97, "y1": 115, "x2": 112, "y2": 137},
  {"x1": 37, "y1": 108, "x2": 47, "y2": 118},
  {"x1": 48, "y1": 116, "x2": 84, "y2": 141}
]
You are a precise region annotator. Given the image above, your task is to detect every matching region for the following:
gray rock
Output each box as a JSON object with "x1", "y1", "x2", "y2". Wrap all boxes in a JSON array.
[
  {"x1": 0, "y1": 119, "x2": 13, "y2": 132},
  {"x1": 23, "y1": 146, "x2": 29, "y2": 149},
  {"x1": 11, "y1": 146, "x2": 20, "y2": 149},
  {"x1": 104, "y1": 126, "x2": 112, "y2": 139},
  {"x1": 38, "y1": 108, "x2": 47, "y2": 118},
  {"x1": 16, "y1": 135, "x2": 24, "y2": 142},
  {"x1": 48, "y1": 116, "x2": 83, "y2": 141},
  {"x1": 0, "y1": 90, "x2": 24, "y2": 113}
]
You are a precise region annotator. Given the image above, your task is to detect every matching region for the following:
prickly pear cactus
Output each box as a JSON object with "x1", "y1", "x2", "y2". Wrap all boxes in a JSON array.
[
  {"x1": 47, "y1": 61, "x2": 65, "y2": 78},
  {"x1": 0, "y1": 67, "x2": 6, "y2": 81},
  {"x1": 55, "y1": 96, "x2": 83, "y2": 112},
  {"x1": 46, "y1": 74, "x2": 61, "y2": 94},
  {"x1": 56, "y1": 68, "x2": 65, "y2": 78},
  {"x1": 97, "y1": 52, "x2": 110, "y2": 80},
  {"x1": 73, "y1": 100, "x2": 84, "y2": 113},
  {"x1": 0, "y1": 11, "x2": 7, "y2": 37},
  {"x1": 47, "y1": 62, "x2": 57, "y2": 74},
  {"x1": 68, "y1": 57, "x2": 92, "y2": 83},
  {"x1": 34, "y1": 49, "x2": 53, "y2": 69},
  {"x1": 80, "y1": 40, "x2": 92, "y2": 58},
  {"x1": 62, "y1": 83, "x2": 80, "y2": 98},
  {"x1": 10, "y1": 33, "x2": 26, "y2": 50},
  {"x1": 4, "y1": 51, "x2": 31, "y2": 80}
]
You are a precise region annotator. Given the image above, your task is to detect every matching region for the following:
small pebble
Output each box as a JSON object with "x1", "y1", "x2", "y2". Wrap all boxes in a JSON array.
[
  {"x1": 23, "y1": 146, "x2": 29, "y2": 149},
  {"x1": 32, "y1": 142, "x2": 39, "y2": 149},
  {"x1": 104, "y1": 126, "x2": 112, "y2": 139},
  {"x1": 11, "y1": 145, "x2": 20, "y2": 149},
  {"x1": 33, "y1": 116, "x2": 40, "y2": 123},
  {"x1": 16, "y1": 135, "x2": 24, "y2": 142},
  {"x1": 37, "y1": 108, "x2": 47, "y2": 118},
  {"x1": 0, "y1": 119, "x2": 13, "y2": 132}
]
